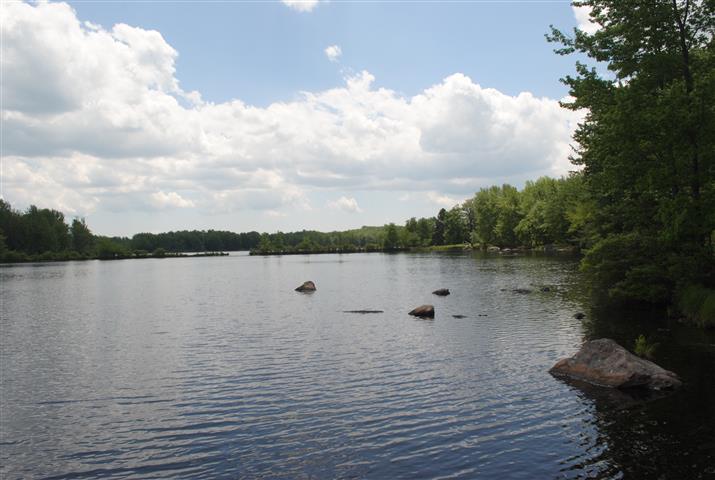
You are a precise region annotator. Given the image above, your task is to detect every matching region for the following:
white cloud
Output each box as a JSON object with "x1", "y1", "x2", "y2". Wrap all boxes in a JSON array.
[
  {"x1": 426, "y1": 191, "x2": 460, "y2": 208},
  {"x1": 1, "y1": 2, "x2": 583, "y2": 223},
  {"x1": 328, "y1": 196, "x2": 362, "y2": 213},
  {"x1": 282, "y1": 0, "x2": 320, "y2": 12},
  {"x1": 324, "y1": 44, "x2": 342, "y2": 62},
  {"x1": 150, "y1": 191, "x2": 195, "y2": 209},
  {"x1": 573, "y1": 5, "x2": 599, "y2": 34}
]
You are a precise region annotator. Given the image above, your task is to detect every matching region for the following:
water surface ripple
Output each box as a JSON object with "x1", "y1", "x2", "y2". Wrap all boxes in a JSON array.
[{"x1": 1, "y1": 253, "x2": 713, "y2": 479}]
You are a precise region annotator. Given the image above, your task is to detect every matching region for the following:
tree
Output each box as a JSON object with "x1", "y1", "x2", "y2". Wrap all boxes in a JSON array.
[
  {"x1": 444, "y1": 206, "x2": 467, "y2": 245},
  {"x1": 416, "y1": 217, "x2": 435, "y2": 246},
  {"x1": 470, "y1": 187, "x2": 500, "y2": 248},
  {"x1": 432, "y1": 208, "x2": 447, "y2": 245},
  {"x1": 549, "y1": 0, "x2": 715, "y2": 302},
  {"x1": 383, "y1": 223, "x2": 400, "y2": 250},
  {"x1": 493, "y1": 185, "x2": 522, "y2": 248},
  {"x1": 71, "y1": 218, "x2": 94, "y2": 254}
]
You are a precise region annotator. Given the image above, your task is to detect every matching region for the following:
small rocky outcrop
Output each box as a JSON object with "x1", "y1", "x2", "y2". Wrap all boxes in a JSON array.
[
  {"x1": 343, "y1": 310, "x2": 384, "y2": 314},
  {"x1": 452, "y1": 314, "x2": 467, "y2": 319},
  {"x1": 409, "y1": 305, "x2": 435, "y2": 318},
  {"x1": 574, "y1": 312, "x2": 586, "y2": 320},
  {"x1": 549, "y1": 338, "x2": 682, "y2": 390},
  {"x1": 432, "y1": 288, "x2": 450, "y2": 296},
  {"x1": 295, "y1": 281, "x2": 316, "y2": 292}
]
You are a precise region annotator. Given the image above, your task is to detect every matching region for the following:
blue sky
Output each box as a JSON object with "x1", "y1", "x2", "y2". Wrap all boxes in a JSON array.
[
  {"x1": 69, "y1": 1, "x2": 578, "y2": 105},
  {"x1": 2, "y1": 1, "x2": 590, "y2": 236}
]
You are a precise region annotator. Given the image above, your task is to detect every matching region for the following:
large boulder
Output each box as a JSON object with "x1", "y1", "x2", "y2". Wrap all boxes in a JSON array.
[
  {"x1": 432, "y1": 288, "x2": 450, "y2": 296},
  {"x1": 409, "y1": 305, "x2": 435, "y2": 318},
  {"x1": 295, "y1": 281, "x2": 316, "y2": 292},
  {"x1": 550, "y1": 338, "x2": 681, "y2": 390}
]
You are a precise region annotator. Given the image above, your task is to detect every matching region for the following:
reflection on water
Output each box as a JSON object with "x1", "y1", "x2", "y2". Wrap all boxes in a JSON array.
[{"x1": 1, "y1": 252, "x2": 713, "y2": 479}]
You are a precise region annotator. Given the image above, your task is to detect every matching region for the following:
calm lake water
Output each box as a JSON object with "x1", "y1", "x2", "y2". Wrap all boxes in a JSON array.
[{"x1": 1, "y1": 252, "x2": 714, "y2": 479}]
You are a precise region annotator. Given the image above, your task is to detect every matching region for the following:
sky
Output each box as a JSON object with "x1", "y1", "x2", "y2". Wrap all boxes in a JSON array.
[{"x1": 1, "y1": 0, "x2": 595, "y2": 237}]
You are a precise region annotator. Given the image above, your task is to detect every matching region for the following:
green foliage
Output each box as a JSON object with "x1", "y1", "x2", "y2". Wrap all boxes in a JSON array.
[
  {"x1": 678, "y1": 285, "x2": 715, "y2": 328},
  {"x1": 444, "y1": 207, "x2": 467, "y2": 245},
  {"x1": 432, "y1": 208, "x2": 447, "y2": 245},
  {"x1": 383, "y1": 223, "x2": 400, "y2": 250},
  {"x1": 71, "y1": 218, "x2": 94, "y2": 254},
  {"x1": 581, "y1": 233, "x2": 671, "y2": 304},
  {"x1": 548, "y1": 0, "x2": 715, "y2": 305},
  {"x1": 96, "y1": 238, "x2": 129, "y2": 259},
  {"x1": 634, "y1": 334, "x2": 658, "y2": 360}
]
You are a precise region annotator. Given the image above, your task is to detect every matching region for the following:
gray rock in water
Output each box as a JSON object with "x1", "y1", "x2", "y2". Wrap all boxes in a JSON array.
[
  {"x1": 295, "y1": 281, "x2": 316, "y2": 292},
  {"x1": 452, "y1": 314, "x2": 467, "y2": 319},
  {"x1": 343, "y1": 310, "x2": 384, "y2": 314},
  {"x1": 513, "y1": 288, "x2": 532, "y2": 294},
  {"x1": 574, "y1": 312, "x2": 586, "y2": 320},
  {"x1": 432, "y1": 288, "x2": 450, "y2": 296},
  {"x1": 549, "y1": 338, "x2": 682, "y2": 390},
  {"x1": 409, "y1": 305, "x2": 435, "y2": 318}
]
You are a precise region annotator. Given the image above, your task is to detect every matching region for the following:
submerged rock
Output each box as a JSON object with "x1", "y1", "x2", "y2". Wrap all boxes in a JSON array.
[
  {"x1": 343, "y1": 310, "x2": 384, "y2": 314},
  {"x1": 432, "y1": 288, "x2": 450, "y2": 296},
  {"x1": 574, "y1": 312, "x2": 586, "y2": 320},
  {"x1": 409, "y1": 305, "x2": 435, "y2": 318},
  {"x1": 295, "y1": 281, "x2": 316, "y2": 292},
  {"x1": 550, "y1": 338, "x2": 682, "y2": 390},
  {"x1": 512, "y1": 288, "x2": 532, "y2": 294},
  {"x1": 452, "y1": 314, "x2": 467, "y2": 319}
]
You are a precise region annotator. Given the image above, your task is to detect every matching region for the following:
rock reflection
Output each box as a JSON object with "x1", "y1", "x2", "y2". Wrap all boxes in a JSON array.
[{"x1": 561, "y1": 304, "x2": 715, "y2": 479}]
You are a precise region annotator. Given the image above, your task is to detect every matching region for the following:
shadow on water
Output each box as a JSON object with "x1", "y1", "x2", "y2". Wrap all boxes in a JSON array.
[{"x1": 561, "y1": 298, "x2": 715, "y2": 479}]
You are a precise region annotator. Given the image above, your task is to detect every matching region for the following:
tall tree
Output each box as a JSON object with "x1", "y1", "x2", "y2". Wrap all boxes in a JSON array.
[
  {"x1": 383, "y1": 223, "x2": 400, "y2": 250},
  {"x1": 71, "y1": 218, "x2": 94, "y2": 254},
  {"x1": 549, "y1": 0, "x2": 715, "y2": 302},
  {"x1": 432, "y1": 209, "x2": 447, "y2": 246},
  {"x1": 444, "y1": 206, "x2": 467, "y2": 245}
]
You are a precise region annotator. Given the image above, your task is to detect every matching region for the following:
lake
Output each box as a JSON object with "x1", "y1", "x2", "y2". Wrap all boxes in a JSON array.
[{"x1": 1, "y1": 252, "x2": 713, "y2": 479}]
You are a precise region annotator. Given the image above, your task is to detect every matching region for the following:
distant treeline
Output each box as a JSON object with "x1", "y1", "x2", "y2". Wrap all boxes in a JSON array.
[
  {"x1": 0, "y1": 175, "x2": 587, "y2": 262},
  {"x1": 0, "y1": 200, "x2": 243, "y2": 261},
  {"x1": 251, "y1": 175, "x2": 587, "y2": 254}
]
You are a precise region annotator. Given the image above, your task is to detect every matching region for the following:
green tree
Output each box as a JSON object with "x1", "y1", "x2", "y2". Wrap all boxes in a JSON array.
[
  {"x1": 470, "y1": 187, "x2": 500, "y2": 248},
  {"x1": 71, "y1": 218, "x2": 94, "y2": 254},
  {"x1": 416, "y1": 217, "x2": 435, "y2": 246},
  {"x1": 96, "y1": 238, "x2": 128, "y2": 259},
  {"x1": 549, "y1": 0, "x2": 715, "y2": 303},
  {"x1": 432, "y1": 208, "x2": 447, "y2": 245},
  {"x1": 383, "y1": 223, "x2": 400, "y2": 250},
  {"x1": 444, "y1": 206, "x2": 467, "y2": 245}
]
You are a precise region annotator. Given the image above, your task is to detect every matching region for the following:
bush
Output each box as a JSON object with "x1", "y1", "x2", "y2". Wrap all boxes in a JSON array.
[
  {"x1": 581, "y1": 233, "x2": 671, "y2": 304},
  {"x1": 678, "y1": 285, "x2": 715, "y2": 328},
  {"x1": 634, "y1": 334, "x2": 658, "y2": 359}
]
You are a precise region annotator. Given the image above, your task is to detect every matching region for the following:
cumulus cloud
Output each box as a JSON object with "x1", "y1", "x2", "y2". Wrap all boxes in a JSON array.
[
  {"x1": 282, "y1": 0, "x2": 320, "y2": 12},
  {"x1": 328, "y1": 196, "x2": 362, "y2": 213},
  {"x1": 324, "y1": 44, "x2": 342, "y2": 62},
  {"x1": 1, "y1": 2, "x2": 582, "y2": 221},
  {"x1": 426, "y1": 192, "x2": 460, "y2": 208},
  {"x1": 573, "y1": 5, "x2": 599, "y2": 34},
  {"x1": 150, "y1": 191, "x2": 195, "y2": 209}
]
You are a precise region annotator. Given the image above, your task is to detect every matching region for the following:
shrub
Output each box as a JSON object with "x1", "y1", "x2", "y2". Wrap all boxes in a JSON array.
[
  {"x1": 678, "y1": 285, "x2": 715, "y2": 328},
  {"x1": 634, "y1": 334, "x2": 658, "y2": 360}
]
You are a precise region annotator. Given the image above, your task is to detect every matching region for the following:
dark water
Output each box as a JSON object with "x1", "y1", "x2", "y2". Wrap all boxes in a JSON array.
[{"x1": 1, "y1": 252, "x2": 713, "y2": 479}]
